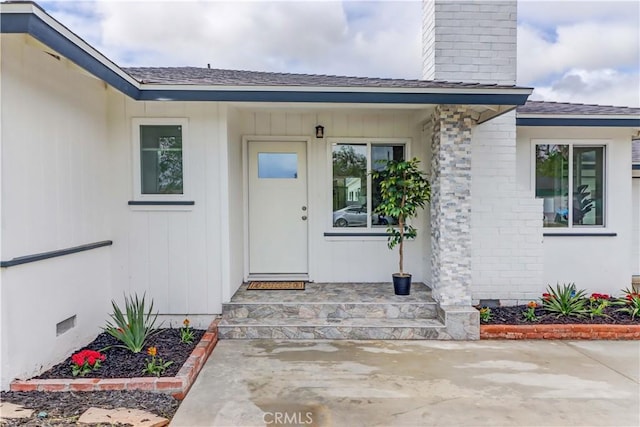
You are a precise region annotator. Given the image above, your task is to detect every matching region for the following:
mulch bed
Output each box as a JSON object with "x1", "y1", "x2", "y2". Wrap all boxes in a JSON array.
[
  {"x1": 0, "y1": 390, "x2": 179, "y2": 426},
  {"x1": 482, "y1": 305, "x2": 640, "y2": 325},
  {"x1": 35, "y1": 328, "x2": 204, "y2": 379},
  {"x1": 1, "y1": 328, "x2": 205, "y2": 426}
]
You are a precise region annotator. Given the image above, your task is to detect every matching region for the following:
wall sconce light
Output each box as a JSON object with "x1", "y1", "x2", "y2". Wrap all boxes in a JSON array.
[{"x1": 315, "y1": 125, "x2": 324, "y2": 139}]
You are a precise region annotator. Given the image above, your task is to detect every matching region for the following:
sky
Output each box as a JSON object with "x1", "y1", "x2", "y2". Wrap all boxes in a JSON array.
[{"x1": 39, "y1": 0, "x2": 640, "y2": 107}]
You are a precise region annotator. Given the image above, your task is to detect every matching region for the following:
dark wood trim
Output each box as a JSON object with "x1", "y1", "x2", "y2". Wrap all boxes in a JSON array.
[
  {"x1": 1, "y1": 241, "x2": 113, "y2": 268},
  {"x1": 543, "y1": 232, "x2": 617, "y2": 237},
  {"x1": 128, "y1": 201, "x2": 195, "y2": 206}
]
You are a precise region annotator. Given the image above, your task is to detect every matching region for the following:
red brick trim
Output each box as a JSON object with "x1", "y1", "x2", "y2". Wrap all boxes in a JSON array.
[
  {"x1": 10, "y1": 319, "x2": 219, "y2": 400},
  {"x1": 481, "y1": 324, "x2": 640, "y2": 340}
]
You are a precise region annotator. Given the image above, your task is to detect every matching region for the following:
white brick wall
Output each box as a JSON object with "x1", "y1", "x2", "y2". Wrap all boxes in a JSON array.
[
  {"x1": 471, "y1": 113, "x2": 544, "y2": 305},
  {"x1": 422, "y1": 0, "x2": 517, "y2": 85}
]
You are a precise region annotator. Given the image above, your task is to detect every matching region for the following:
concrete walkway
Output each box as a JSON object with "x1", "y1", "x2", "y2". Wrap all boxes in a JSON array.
[{"x1": 170, "y1": 340, "x2": 640, "y2": 426}]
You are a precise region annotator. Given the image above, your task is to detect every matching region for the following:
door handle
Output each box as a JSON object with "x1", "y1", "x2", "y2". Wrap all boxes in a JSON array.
[{"x1": 302, "y1": 206, "x2": 307, "y2": 211}]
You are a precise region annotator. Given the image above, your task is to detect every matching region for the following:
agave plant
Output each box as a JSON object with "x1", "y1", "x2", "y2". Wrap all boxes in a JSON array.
[
  {"x1": 614, "y1": 288, "x2": 640, "y2": 319},
  {"x1": 541, "y1": 283, "x2": 587, "y2": 317},
  {"x1": 103, "y1": 293, "x2": 161, "y2": 353}
]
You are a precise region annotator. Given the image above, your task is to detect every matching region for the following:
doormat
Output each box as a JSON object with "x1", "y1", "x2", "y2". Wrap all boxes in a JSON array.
[{"x1": 247, "y1": 281, "x2": 305, "y2": 290}]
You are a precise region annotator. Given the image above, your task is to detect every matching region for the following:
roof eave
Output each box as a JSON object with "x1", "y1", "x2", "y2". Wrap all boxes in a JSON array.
[{"x1": 1, "y1": 3, "x2": 531, "y2": 107}]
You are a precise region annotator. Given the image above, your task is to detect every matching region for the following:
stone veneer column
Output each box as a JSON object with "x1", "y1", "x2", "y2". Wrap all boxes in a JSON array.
[{"x1": 430, "y1": 105, "x2": 474, "y2": 306}]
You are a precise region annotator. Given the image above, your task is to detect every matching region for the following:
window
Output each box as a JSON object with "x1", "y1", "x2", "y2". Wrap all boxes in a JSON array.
[
  {"x1": 535, "y1": 143, "x2": 605, "y2": 228},
  {"x1": 132, "y1": 118, "x2": 188, "y2": 201},
  {"x1": 331, "y1": 140, "x2": 406, "y2": 229},
  {"x1": 258, "y1": 153, "x2": 298, "y2": 178}
]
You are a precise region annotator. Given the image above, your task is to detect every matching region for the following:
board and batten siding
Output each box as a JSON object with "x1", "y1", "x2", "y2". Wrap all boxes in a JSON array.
[
  {"x1": 1, "y1": 34, "x2": 111, "y2": 389},
  {"x1": 238, "y1": 109, "x2": 430, "y2": 283},
  {"x1": 107, "y1": 94, "x2": 226, "y2": 315},
  {"x1": 633, "y1": 177, "x2": 640, "y2": 275},
  {"x1": 516, "y1": 127, "x2": 634, "y2": 296}
]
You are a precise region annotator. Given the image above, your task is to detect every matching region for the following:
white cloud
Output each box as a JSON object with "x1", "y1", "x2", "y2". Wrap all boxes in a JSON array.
[
  {"x1": 516, "y1": 0, "x2": 639, "y2": 106},
  {"x1": 517, "y1": 21, "x2": 639, "y2": 84},
  {"x1": 40, "y1": 0, "x2": 639, "y2": 106},
  {"x1": 530, "y1": 69, "x2": 640, "y2": 107},
  {"x1": 87, "y1": 0, "x2": 422, "y2": 78}
]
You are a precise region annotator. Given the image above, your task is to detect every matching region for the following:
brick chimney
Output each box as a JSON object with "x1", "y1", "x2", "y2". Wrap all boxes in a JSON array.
[{"x1": 422, "y1": 0, "x2": 517, "y2": 85}]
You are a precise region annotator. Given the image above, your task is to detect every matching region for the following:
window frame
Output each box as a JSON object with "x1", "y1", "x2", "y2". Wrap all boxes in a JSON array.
[
  {"x1": 131, "y1": 118, "x2": 190, "y2": 203},
  {"x1": 328, "y1": 137, "x2": 411, "y2": 232},
  {"x1": 531, "y1": 139, "x2": 608, "y2": 230}
]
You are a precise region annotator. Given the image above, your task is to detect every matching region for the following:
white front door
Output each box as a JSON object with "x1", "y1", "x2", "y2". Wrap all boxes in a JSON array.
[{"x1": 248, "y1": 141, "x2": 308, "y2": 274}]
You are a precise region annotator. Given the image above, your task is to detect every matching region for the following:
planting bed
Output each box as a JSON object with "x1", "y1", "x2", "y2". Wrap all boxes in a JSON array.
[{"x1": 480, "y1": 304, "x2": 640, "y2": 339}]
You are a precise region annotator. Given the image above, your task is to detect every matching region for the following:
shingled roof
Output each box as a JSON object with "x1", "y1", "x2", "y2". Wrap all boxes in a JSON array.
[
  {"x1": 124, "y1": 67, "x2": 524, "y2": 90},
  {"x1": 518, "y1": 100, "x2": 640, "y2": 116}
]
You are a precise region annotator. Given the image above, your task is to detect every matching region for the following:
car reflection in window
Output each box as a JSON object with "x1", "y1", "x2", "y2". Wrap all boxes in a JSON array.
[{"x1": 332, "y1": 205, "x2": 397, "y2": 227}]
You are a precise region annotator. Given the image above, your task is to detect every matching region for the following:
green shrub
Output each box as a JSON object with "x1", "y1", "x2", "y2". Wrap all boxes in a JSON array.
[
  {"x1": 541, "y1": 283, "x2": 587, "y2": 317},
  {"x1": 478, "y1": 307, "x2": 492, "y2": 322},
  {"x1": 104, "y1": 293, "x2": 161, "y2": 353},
  {"x1": 614, "y1": 288, "x2": 640, "y2": 319}
]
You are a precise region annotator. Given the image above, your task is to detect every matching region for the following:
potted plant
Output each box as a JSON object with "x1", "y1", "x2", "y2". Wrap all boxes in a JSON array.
[{"x1": 371, "y1": 158, "x2": 431, "y2": 295}]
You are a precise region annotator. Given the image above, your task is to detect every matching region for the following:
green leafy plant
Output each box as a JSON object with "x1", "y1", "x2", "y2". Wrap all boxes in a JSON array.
[
  {"x1": 587, "y1": 293, "x2": 611, "y2": 319},
  {"x1": 180, "y1": 318, "x2": 195, "y2": 344},
  {"x1": 104, "y1": 293, "x2": 160, "y2": 353},
  {"x1": 370, "y1": 158, "x2": 431, "y2": 276},
  {"x1": 70, "y1": 350, "x2": 105, "y2": 377},
  {"x1": 614, "y1": 288, "x2": 640, "y2": 319},
  {"x1": 522, "y1": 301, "x2": 539, "y2": 322},
  {"x1": 541, "y1": 283, "x2": 587, "y2": 317},
  {"x1": 142, "y1": 346, "x2": 173, "y2": 377},
  {"x1": 479, "y1": 307, "x2": 492, "y2": 322}
]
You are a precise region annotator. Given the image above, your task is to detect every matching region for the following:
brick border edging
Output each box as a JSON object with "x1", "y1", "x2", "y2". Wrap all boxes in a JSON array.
[
  {"x1": 481, "y1": 324, "x2": 640, "y2": 340},
  {"x1": 10, "y1": 319, "x2": 219, "y2": 400}
]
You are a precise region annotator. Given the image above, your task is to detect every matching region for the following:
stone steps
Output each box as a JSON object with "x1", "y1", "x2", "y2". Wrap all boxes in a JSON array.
[
  {"x1": 218, "y1": 282, "x2": 451, "y2": 340},
  {"x1": 222, "y1": 302, "x2": 438, "y2": 320},
  {"x1": 218, "y1": 317, "x2": 446, "y2": 340}
]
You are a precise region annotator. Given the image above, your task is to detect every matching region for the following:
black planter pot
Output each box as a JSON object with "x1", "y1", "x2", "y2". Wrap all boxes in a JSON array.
[{"x1": 392, "y1": 273, "x2": 412, "y2": 295}]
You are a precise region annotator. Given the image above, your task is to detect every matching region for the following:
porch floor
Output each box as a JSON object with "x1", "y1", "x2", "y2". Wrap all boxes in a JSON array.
[
  {"x1": 219, "y1": 282, "x2": 454, "y2": 340},
  {"x1": 229, "y1": 281, "x2": 436, "y2": 304}
]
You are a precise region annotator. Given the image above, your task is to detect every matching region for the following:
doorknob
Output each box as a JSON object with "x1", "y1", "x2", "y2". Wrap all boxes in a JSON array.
[
  {"x1": 301, "y1": 216, "x2": 307, "y2": 220},
  {"x1": 302, "y1": 206, "x2": 307, "y2": 211}
]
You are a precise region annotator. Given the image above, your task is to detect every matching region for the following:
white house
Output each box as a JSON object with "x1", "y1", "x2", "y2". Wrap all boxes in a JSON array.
[{"x1": 1, "y1": 0, "x2": 639, "y2": 389}]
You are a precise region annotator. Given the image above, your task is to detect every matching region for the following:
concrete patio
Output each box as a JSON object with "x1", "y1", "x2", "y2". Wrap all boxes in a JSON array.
[{"x1": 170, "y1": 340, "x2": 640, "y2": 426}]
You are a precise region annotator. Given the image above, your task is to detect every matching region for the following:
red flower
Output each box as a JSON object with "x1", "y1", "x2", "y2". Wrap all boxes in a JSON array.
[
  {"x1": 71, "y1": 353, "x2": 85, "y2": 366},
  {"x1": 71, "y1": 350, "x2": 105, "y2": 367},
  {"x1": 542, "y1": 293, "x2": 552, "y2": 300}
]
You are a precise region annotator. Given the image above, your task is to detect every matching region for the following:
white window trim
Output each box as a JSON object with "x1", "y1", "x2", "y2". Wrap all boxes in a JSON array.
[
  {"x1": 131, "y1": 118, "x2": 190, "y2": 203},
  {"x1": 327, "y1": 137, "x2": 411, "y2": 233},
  {"x1": 530, "y1": 139, "x2": 609, "y2": 232}
]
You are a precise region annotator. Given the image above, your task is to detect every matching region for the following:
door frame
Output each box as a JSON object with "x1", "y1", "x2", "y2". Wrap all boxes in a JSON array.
[{"x1": 242, "y1": 135, "x2": 313, "y2": 281}]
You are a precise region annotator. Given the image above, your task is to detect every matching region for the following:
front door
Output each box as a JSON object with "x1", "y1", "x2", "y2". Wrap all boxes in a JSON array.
[{"x1": 248, "y1": 140, "x2": 308, "y2": 274}]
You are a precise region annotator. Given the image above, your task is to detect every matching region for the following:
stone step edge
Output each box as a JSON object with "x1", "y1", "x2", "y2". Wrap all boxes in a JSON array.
[
  {"x1": 481, "y1": 324, "x2": 640, "y2": 340},
  {"x1": 219, "y1": 324, "x2": 448, "y2": 340},
  {"x1": 224, "y1": 301, "x2": 438, "y2": 305},
  {"x1": 10, "y1": 319, "x2": 220, "y2": 400},
  {"x1": 219, "y1": 318, "x2": 445, "y2": 327}
]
